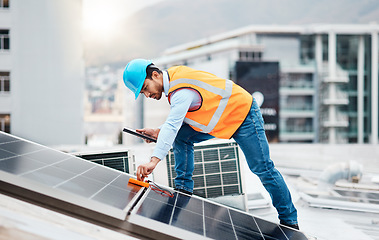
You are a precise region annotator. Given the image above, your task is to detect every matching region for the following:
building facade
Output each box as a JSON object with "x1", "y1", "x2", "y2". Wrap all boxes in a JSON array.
[
  {"x1": 153, "y1": 24, "x2": 379, "y2": 144},
  {"x1": 0, "y1": 0, "x2": 84, "y2": 145}
]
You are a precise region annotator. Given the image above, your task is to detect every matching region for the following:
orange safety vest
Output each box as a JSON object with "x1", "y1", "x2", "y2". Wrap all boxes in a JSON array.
[{"x1": 167, "y1": 66, "x2": 253, "y2": 139}]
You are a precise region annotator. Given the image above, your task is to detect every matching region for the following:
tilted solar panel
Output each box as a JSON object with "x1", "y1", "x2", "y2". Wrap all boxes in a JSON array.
[
  {"x1": 128, "y1": 188, "x2": 309, "y2": 240},
  {"x1": 0, "y1": 131, "x2": 310, "y2": 239},
  {"x1": 0, "y1": 131, "x2": 143, "y2": 220}
]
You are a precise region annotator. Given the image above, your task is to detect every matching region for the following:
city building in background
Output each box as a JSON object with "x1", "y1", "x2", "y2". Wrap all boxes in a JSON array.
[
  {"x1": 83, "y1": 65, "x2": 162, "y2": 147},
  {"x1": 84, "y1": 66, "x2": 127, "y2": 146},
  {"x1": 152, "y1": 24, "x2": 379, "y2": 144},
  {"x1": 0, "y1": 0, "x2": 84, "y2": 145}
]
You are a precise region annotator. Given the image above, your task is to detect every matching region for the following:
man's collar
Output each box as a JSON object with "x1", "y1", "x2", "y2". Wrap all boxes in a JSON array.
[{"x1": 163, "y1": 71, "x2": 169, "y2": 97}]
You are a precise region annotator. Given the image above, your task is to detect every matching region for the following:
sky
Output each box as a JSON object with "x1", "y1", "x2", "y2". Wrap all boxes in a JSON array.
[
  {"x1": 82, "y1": 0, "x2": 166, "y2": 65},
  {"x1": 82, "y1": 0, "x2": 164, "y2": 39},
  {"x1": 81, "y1": 0, "x2": 379, "y2": 67}
]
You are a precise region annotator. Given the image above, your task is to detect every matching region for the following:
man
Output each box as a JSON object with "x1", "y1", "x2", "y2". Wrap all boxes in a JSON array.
[{"x1": 123, "y1": 58, "x2": 299, "y2": 229}]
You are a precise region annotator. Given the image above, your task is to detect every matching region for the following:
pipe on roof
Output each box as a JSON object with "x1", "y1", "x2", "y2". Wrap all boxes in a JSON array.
[{"x1": 318, "y1": 161, "x2": 363, "y2": 188}]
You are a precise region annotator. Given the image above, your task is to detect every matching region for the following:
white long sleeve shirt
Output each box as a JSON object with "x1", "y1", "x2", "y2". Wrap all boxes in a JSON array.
[{"x1": 152, "y1": 71, "x2": 201, "y2": 160}]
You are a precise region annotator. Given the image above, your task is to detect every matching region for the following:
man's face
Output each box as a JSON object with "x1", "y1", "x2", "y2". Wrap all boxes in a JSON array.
[{"x1": 140, "y1": 71, "x2": 163, "y2": 100}]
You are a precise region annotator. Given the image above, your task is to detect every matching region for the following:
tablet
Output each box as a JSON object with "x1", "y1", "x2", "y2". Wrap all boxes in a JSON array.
[{"x1": 123, "y1": 127, "x2": 157, "y2": 143}]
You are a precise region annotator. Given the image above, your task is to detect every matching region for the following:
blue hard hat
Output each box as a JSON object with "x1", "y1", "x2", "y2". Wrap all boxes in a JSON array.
[{"x1": 123, "y1": 59, "x2": 152, "y2": 99}]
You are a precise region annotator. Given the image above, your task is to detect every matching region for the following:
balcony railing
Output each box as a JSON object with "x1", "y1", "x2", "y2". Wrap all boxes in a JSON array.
[
  {"x1": 321, "y1": 113, "x2": 349, "y2": 128},
  {"x1": 280, "y1": 80, "x2": 313, "y2": 89},
  {"x1": 280, "y1": 126, "x2": 313, "y2": 133},
  {"x1": 321, "y1": 64, "x2": 349, "y2": 83},
  {"x1": 281, "y1": 103, "x2": 313, "y2": 111},
  {"x1": 323, "y1": 76, "x2": 349, "y2": 83},
  {"x1": 321, "y1": 87, "x2": 349, "y2": 105}
]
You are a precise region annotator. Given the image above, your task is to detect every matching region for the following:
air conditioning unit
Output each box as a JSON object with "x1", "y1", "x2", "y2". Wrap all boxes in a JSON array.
[
  {"x1": 166, "y1": 140, "x2": 244, "y2": 199},
  {"x1": 76, "y1": 150, "x2": 135, "y2": 174}
]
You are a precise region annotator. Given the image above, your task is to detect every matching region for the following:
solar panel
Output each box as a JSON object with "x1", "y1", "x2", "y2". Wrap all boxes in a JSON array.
[
  {"x1": 128, "y1": 188, "x2": 309, "y2": 240},
  {"x1": 1, "y1": 132, "x2": 310, "y2": 239},
  {"x1": 0, "y1": 131, "x2": 143, "y2": 220}
]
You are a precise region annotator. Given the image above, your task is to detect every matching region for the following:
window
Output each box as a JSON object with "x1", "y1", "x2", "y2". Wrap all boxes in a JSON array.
[
  {"x1": 0, "y1": 30, "x2": 10, "y2": 50},
  {"x1": 0, "y1": 72, "x2": 10, "y2": 92},
  {"x1": 337, "y1": 35, "x2": 359, "y2": 71},
  {"x1": 0, "y1": 0, "x2": 9, "y2": 8},
  {"x1": 238, "y1": 50, "x2": 262, "y2": 61},
  {"x1": 0, "y1": 114, "x2": 10, "y2": 133},
  {"x1": 300, "y1": 35, "x2": 315, "y2": 64}
]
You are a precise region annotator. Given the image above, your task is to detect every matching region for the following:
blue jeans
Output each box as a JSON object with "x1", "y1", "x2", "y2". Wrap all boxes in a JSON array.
[{"x1": 172, "y1": 99, "x2": 298, "y2": 224}]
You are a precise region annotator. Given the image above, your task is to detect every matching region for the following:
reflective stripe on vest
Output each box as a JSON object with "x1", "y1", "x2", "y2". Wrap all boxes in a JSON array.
[{"x1": 169, "y1": 78, "x2": 233, "y2": 133}]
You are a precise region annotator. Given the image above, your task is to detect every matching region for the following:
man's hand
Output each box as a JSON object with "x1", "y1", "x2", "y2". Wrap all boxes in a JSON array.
[
  {"x1": 136, "y1": 128, "x2": 160, "y2": 143},
  {"x1": 136, "y1": 157, "x2": 160, "y2": 181}
]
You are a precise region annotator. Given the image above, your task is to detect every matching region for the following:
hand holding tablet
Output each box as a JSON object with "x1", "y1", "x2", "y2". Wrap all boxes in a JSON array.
[{"x1": 123, "y1": 127, "x2": 157, "y2": 143}]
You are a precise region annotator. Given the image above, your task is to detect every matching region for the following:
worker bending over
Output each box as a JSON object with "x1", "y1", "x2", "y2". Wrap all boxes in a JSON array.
[{"x1": 122, "y1": 59, "x2": 299, "y2": 229}]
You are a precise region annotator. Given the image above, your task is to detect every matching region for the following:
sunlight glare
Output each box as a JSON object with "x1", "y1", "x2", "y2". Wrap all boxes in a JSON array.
[
  {"x1": 82, "y1": 0, "x2": 164, "y2": 39},
  {"x1": 82, "y1": 2, "x2": 122, "y2": 38}
]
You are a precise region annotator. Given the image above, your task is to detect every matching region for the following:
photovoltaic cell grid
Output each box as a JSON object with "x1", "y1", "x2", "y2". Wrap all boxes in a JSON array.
[
  {"x1": 131, "y1": 190, "x2": 308, "y2": 240},
  {"x1": 0, "y1": 132, "x2": 141, "y2": 219}
]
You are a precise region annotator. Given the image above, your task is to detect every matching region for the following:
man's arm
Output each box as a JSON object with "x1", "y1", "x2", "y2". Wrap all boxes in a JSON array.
[{"x1": 135, "y1": 89, "x2": 199, "y2": 181}]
